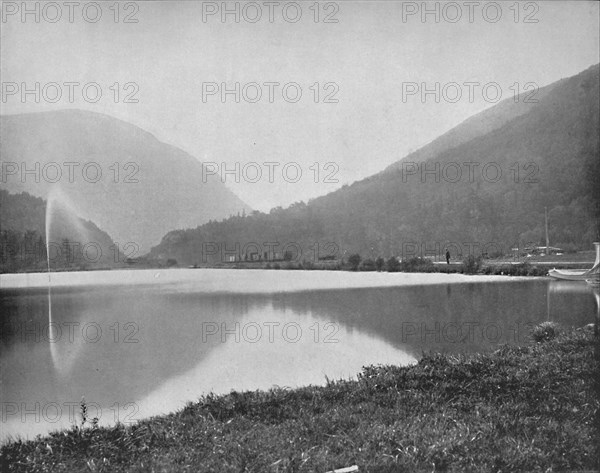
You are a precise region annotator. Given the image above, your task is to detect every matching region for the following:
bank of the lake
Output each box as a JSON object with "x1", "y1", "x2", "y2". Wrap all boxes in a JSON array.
[
  {"x1": 6, "y1": 248, "x2": 595, "y2": 276},
  {"x1": 1, "y1": 326, "x2": 598, "y2": 473}
]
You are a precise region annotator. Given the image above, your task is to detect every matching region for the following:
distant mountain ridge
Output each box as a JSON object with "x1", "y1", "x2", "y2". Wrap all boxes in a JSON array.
[
  {"x1": 149, "y1": 64, "x2": 599, "y2": 265},
  {"x1": 0, "y1": 110, "x2": 251, "y2": 253},
  {"x1": 382, "y1": 77, "x2": 563, "y2": 173}
]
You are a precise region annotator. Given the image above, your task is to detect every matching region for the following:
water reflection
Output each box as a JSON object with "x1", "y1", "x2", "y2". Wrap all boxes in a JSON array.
[
  {"x1": 1, "y1": 274, "x2": 596, "y2": 442},
  {"x1": 136, "y1": 307, "x2": 415, "y2": 418}
]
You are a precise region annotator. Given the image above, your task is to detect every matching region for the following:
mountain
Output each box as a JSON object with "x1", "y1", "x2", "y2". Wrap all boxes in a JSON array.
[
  {"x1": 0, "y1": 190, "x2": 123, "y2": 272},
  {"x1": 382, "y1": 79, "x2": 562, "y2": 173},
  {"x1": 148, "y1": 64, "x2": 599, "y2": 265},
  {"x1": 0, "y1": 110, "x2": 250, "y2": 253}
]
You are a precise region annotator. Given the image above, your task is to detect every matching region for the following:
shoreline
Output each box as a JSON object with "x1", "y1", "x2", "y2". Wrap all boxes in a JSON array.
[
  {"x1": 1, "y1": 326, "x2": 598, "y2": 472},
  {"x1": 0, "y1": 267, "x2": 540, "y2": 291},
  {"x1": 2, "y1": 256, "x2": 595, "y2": 280}
]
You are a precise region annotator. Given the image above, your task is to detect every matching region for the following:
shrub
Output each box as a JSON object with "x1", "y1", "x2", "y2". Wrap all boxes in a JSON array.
[
  {"x1": 386, "y1": 257, "x2": 400, "y2": 272},
  {"x1": 528, "y1": 266, "x2": 546, "y2": 276},
  {"x1": 400, "y1": 257, "x2": 435, "y2": 273},
  {"x1": 359, "y1": 258, "x2": 376, "y2": 271},
  {"x1": 462, "y1": 255, "x2": 482, "y2": 274},
  {"x1": 531, "y1": 322, "x2": 561, "y2": 342},
  {"x1": 517, "y1": 262, "x2": 531, "y2": 276},
  {"x1": 348, "y1": 253, "x2": 361, "y2": 271},
  {"x1": 303, "y1": 260, "x2": 315, "y2": 270}
]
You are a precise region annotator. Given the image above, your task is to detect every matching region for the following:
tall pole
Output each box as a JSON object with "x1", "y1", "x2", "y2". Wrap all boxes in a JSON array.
[{"x1": 545, "y1": 207, "x2": 549, "y2": 251}]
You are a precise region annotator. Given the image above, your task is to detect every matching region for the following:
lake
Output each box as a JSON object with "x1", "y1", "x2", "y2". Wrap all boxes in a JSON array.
[{"x1": 1, "y1": 269, "x2": 597, "y2": 442}]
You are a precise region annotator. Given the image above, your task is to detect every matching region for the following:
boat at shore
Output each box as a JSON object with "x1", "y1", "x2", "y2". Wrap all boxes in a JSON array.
[
  {"x1": 548, "y1": 242, "x2": 600, "y2": 281},
  {"x1": 549, "y1": 267, "x2": 597, "y2": 281}
]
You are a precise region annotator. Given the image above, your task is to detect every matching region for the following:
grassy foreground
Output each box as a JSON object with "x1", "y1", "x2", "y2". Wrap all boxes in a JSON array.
[{"x1": 1, "y1": 327, "x2": 598, "y2": 472}]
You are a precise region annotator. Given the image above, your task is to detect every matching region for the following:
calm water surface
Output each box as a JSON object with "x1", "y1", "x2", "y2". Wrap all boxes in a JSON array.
[{"x1": 1, "y1": 269, "x2": 597, "y2": 442}]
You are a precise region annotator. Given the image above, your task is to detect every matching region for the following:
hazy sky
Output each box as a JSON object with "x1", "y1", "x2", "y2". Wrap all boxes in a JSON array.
[{"x1": 1, "y1": 1, "x2": 599, "y2": 211}]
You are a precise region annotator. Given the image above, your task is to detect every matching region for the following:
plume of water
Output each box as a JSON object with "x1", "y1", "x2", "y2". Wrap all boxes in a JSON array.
[
  {"x1": 44, "y1": 186, "x2": 93, "y2": 376},
  {"x1": 45, "y1": 187, "x2": 93, "y2": 272}
]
